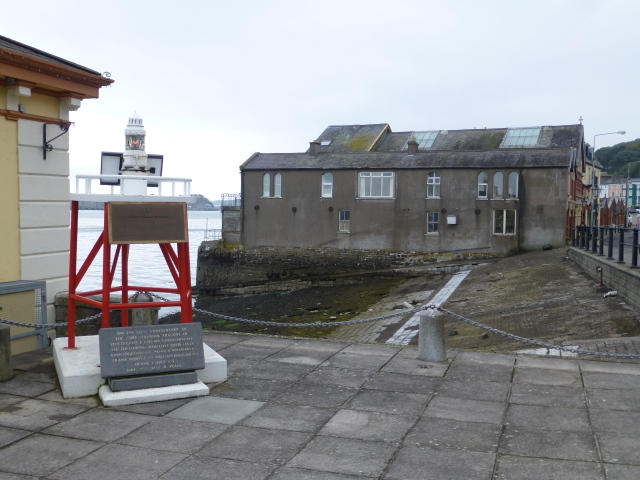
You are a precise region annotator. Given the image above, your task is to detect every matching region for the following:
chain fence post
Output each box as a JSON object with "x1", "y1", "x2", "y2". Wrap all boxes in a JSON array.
[
  {"x1": 607, "y1": 226, "x2": 614, "y2": 260},
  {"x1": 0, "y1": 324, "x2": 13, "y2": 382},
  {"x1": 417, "y1": 308, "x2": 447, "y2": 362}
]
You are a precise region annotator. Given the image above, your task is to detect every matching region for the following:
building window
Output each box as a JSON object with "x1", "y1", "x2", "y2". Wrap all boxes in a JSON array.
[
  {"x1": 427, "y1": 172, "x2": 440, "y2": 198},
  {"x1": 262, "y1": 173, "x2": 270, "y2": 197},
  {"x1": 502, "y1": 127, "x2": 541, "y2": 147},
  {"x1": 427, "y1": 212, "x2": 439, "y2": 234},
  {"x1": 322, "y1": 173, "x2": 333, "y2": 197},
  {"x1": 493, "y1": 172, "x2": 503, "y2": 199},
  {"x1": 339, "y1": 210, "x2": 350, "y2": 232},
  {"x1": 403, "y1": 131, "x2": 438, "y2": 150},
  {"x1": 359, "y1": 172, "x2": 394, "y2": 198},
  {"x1": 274, "y1": 173, "x2": 282, "y2": 197},
  {"x1": 478, "y1": 172, "x2": 488, "y2": 199},
  {"x1": 494, "y1": 209, "x2": 516, "y2": 235},
  {"x1": 508, "y1": 172, "x2": 519, "y2": 199}
]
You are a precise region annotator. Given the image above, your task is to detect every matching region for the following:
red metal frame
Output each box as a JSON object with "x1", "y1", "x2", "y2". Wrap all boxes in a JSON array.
[{"x1": 66, "y1": 200, "x2": 192, "y2": 348}]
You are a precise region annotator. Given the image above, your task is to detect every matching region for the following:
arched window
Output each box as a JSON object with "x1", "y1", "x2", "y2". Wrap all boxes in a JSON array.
[
  {"x1": 322, "y1": 173, "x2": 333, "y2": 197},
  {"x1": 508, "y1": 172, "x2": 519, "y2": 199},
  {"x1": 262, "y1": 173, "x2": 270, "y2": 197},
  {"x1": 274, "y1": 173, "x2": 282, "y2": 197},
  {"x1": 427, "y1": 172, "x2": 440, "y2": 198},
  {"x1": 493, "y1": 172, "x2": 503, "y2": 199},
  {"x1": 478, "y1": 172, "x2": 488, "y2": 199}
]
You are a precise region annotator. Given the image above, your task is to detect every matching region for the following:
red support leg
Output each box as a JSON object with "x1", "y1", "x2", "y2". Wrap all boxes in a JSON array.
[
  {"x1": 122, "y1": 244, "x2": 129, "y2": 327},
  {"x1": 67, "y1": 201, "x2": 79, "y2": 349},
  {"x1": 102, "y1": 206, "x2": 111, "y2": 328}
]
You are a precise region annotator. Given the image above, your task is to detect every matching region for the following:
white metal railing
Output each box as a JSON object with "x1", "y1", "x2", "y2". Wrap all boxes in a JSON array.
[{"x1": 74, "y1": 174, "x2": 192, "y2": 197}]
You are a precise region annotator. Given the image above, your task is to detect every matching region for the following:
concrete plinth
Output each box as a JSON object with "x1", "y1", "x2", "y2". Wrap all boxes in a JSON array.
[
  {"x1": 99, "y1": 380, "x2": 209, "y2": 407},
  {"x1": 53, "y1": 335, "x2": 227, "y2": 399}
]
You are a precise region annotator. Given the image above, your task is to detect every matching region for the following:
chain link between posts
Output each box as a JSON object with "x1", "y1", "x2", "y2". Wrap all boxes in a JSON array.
[{"x1": 3, "y1": 291, "x2": 640, "y2": 360}]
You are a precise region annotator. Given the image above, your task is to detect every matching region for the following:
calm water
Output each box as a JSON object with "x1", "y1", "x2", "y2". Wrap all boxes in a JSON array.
[{"x1": 75, "y1": 210, "x2": 221, "y2": 315}]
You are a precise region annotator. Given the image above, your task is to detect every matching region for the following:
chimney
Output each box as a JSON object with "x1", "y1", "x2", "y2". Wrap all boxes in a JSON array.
[
  {"x1": 309, "y1": 140, "x2": 321, "y2": 157},
  {"x1": 407, "y1": 139, "x2": 418, "y2": 155}
]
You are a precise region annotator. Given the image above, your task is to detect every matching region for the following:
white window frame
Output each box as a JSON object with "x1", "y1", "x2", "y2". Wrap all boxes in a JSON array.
[
  {"x1": 508, "y1": 171, "x2": 519, "y2": 199},
  {"x1": 321, "y1": 172, "x2": 333, "y2": 198},
  {"x1": 427, "y1": 172, "x2": 440, "y2": 198},
  {"x1": 493, "y1": 172, "x2": 503, "y2": 199},
  {"x1": 338, "y1": 210, "x2": 350, "y2": 232},
  {"x1": 274, "y1": 173, "x2": 282, "y2": 197},
  {"x1": 493, "y1": 209, "x2": 516, "y2": 235},
  {"x1": 262, "y1": 173, "x2": 270, "y2": 197},
  {"x1": 427, "y1": 212, "x2": 439, "y2": 234},
  {"x1": 358, "y1": 172, "x2": 394, "y2": 198},
  {"x1": 478, "y1": 172, "x2": 488, "y2": 199}
]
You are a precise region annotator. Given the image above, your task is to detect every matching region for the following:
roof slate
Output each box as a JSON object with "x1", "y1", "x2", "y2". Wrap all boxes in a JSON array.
[
  {"x1": 0, "y1": 35, "x2": 102, "y2": 75},
  {"x1": 245, "y1": 123, "x2": 583, "y2": 171}
]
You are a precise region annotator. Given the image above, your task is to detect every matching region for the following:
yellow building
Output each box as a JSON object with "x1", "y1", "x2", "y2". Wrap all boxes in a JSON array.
[{"x1": 0, "y1": 36, "x2": 112, "y2": 352}]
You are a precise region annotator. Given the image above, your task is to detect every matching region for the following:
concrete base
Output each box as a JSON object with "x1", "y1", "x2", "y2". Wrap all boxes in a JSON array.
[
  {"x1": 99, "y1": 380, "x2": 210, "y2": 407},
  {"x1": 53, "y1": 335, "x2": 227, "y2": 399}
]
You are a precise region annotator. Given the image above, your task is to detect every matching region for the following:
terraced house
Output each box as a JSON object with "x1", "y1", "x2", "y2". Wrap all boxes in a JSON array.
[{"x1": 238, "y1": 123, "x2": 592, "y2": 255}]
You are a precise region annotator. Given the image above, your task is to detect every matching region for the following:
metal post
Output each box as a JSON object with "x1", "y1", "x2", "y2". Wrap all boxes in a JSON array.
[
  {"x1": 580, "y1": 226, "x2": 586, "y2": 249},
  {"x1": 417, "y1": 309, "x2": 447, "y2": 362},
  {"x1": 607, "y1": 226, "x2": 614, "y2": 260},
  {"x1": 618, "y1": 229, "x2": 625, "y2": 264},
  {"x1": 598, "y1": 227, "x2": 604, "y2": 256},
  {"x1": 591, "y1": 226, "x2": 598, "y2": 253},
  {"x1": 0, "y1": 324, "x2": 13, "y2": 382},
  {"x1": 632, "y1": 229, "x2": 639, "y2": 268}
]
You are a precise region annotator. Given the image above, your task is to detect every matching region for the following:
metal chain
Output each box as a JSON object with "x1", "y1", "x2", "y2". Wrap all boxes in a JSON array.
[
  {"x1": 438, "y1": 307, "x2": 640, "y2": 360},
  {"x1": 0, "y1": 292, "x2": 147, "y2": 330},
  {"x1": 6, "y1": 290, "x2": 638, "y2": 360}
]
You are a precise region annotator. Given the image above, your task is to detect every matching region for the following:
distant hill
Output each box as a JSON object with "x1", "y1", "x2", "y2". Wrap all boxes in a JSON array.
[
  {"x1": 79, "y1": 194, "x2": 218, "y2": 210},
  {"x1": 596, "y1": 139, "x2": 640, "y2": 177}
]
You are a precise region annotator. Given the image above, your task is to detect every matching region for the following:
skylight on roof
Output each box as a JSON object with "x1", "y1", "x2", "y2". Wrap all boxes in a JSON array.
[
  {"x1": 403, "y1": 131, "x2": 438, "y2": 150},
  {"x1": 502, "y1": 127, "x2": 541, "y2": 147},
  {"x1": 320, "y1": 140, "x2": 332, "y2": 146}
]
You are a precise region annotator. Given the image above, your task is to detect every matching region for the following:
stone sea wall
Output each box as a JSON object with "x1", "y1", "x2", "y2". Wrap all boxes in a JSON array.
[{"x1": 196, "y1": 242, "x2": 499, "y2": 295}]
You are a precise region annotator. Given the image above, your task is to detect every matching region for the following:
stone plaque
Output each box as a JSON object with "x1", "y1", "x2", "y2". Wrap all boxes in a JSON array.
[
  {"x1": 108, "y1": 202, "x2": 188, "y2": 244},
  {"x1": 99, "y1": 323, "x2": 205, "y2": 378}
]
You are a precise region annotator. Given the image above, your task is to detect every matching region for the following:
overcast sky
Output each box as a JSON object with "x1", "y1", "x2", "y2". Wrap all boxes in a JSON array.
[{"x1": 3, "y1": 0, "x2": 638, "y2": 201}]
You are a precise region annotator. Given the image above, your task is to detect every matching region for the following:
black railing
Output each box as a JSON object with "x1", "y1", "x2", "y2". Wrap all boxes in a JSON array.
[
  {"x1": 221, "y1": 193, "x2": 241, "y2": 207},
  {"x1": 574, "y1": 225, "x2": 640, "y2": 268}
]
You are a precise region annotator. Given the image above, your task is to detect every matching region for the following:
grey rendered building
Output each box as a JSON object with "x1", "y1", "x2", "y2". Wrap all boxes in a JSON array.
[{"x1": 238, "y1": 123, "x2": 586, "y2": 255}]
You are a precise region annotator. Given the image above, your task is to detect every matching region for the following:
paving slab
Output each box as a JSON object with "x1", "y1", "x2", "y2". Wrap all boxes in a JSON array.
[
  {"x1": 424, "y1": 396, "x2": 506, "y2": 424},
  {"x1": 320, "y1": 352, "x2": 393, "y2": 370},
  {"x1": 362, "y1": 371, "x2": 440, "y2": 395},
  {"x1": 0, "y1": 433, "x2": 103, "y2": 477},
  {"x1": 586, "y1": 388, "x2": 640, "y2": 411},
  {"x1": 159, "y1": 456, "x2": 275, "y2": 480},
  {"x1": 509, "y1": 383, "x2": 586, "y2": 408},
  {"x1": 209, "y1": 376, "x2": 293, "y2": 401},
  {"x1": 500, "y1": 425, "x2": 599, "y2": 462},
  {"x1": 240, "y1": 404, "x2": 336, "y2": 432},
  {"x1": 319, "y1": 409, "x2": 416, "y2": 442},
  {"x1": 197, "y1": 426, "x2": 311, "y2": 465},
  {"x1": 495, "y1": 455, "x2": 604, "y2": 480},
  {"x1": 288, "y1": 436, "x2": 398, "y2": 477},
  {"x1": 445, "y1": 362, "x2": 514, "y2": 383},
  {"x1": 436, "y1": 378, "x2": 509, "y2": 402},
  {"x1": 404, "y1": 416, "x2": 502, "y2": 453},
  {"x1": 167, "y1": 396, "x2": 264, "y2": 424},
  {"x1": 116, "y1": 417, "x2": 228, "y2": 453},
  {"x1": 268, "y1": 467, "x2": 364, "y2": 480},
  {"x1": 235, "y1": 361, "x2": 316, "y2": 381},
  {"x1": 590, "y1": 409, "x2": 640, "y2": 435},
  {"x1": 582, "y1": 371, "x2": 640, "y2": 390},
  {"x1": 302, "y1": 366, "x2": 374, "y2": 388},
  {"x1": 597, "y1": 431, "x2": 640, "y2": 465},
  {"x1": 0, "y1": 398, "x2": 88, "y2": 431},
  {"x1": 516, "y1": 355, "x2": 579, "y2": 371},
  {"x1": 47, "y1": 443, "x2": 187, "y2": 480},
  {"x1": 603, "y1": 463, "x2": 640, "y2": 479},
  {"x1": 513, "y1": 367, "x2": 582, "y2": 387},
  {"x1": 346, "y1": 388, "x2": 429, "y2": 416},
  {"x1": 0, "y1": 426, "x2": 32, "y2": 448},
  {"x1": 505, "y1": 404, "x2": 591, "y2": 432},
  {"x1": 42, "y1": 408, "x2": 154, "y2": 441},
  {"x1": 381, "y1": 353, "x2": 450, "y2": 377},
  {"x1": 385, "y1": 445, "x2": 496, "y2": 480},
  {"x1": 271, "y1": 382, "x2": 358, "y2": 408}
]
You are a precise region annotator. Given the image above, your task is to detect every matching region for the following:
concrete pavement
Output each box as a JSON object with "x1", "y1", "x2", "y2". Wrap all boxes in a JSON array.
[{"x1": 2, "y1": 332, "x2": 640, "y2": 479}]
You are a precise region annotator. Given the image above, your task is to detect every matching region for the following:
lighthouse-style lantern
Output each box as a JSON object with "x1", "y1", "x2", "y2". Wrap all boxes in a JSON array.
[{"x1": 122, "y1": 112, "x2": 148, "y2": 172}]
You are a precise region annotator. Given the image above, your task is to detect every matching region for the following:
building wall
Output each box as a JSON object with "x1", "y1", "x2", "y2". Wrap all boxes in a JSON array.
[
  {"x1": 0, "y1": 114, "x2": 20, "y2": 281},
  {"x1": 241, "y1": 166, "x2": 568, "y2": 254}
]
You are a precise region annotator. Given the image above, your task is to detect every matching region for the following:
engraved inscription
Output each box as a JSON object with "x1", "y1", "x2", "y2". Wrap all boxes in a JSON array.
[{"x1": 99, "y1": 323, "x2": 205, "y2": 378}]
